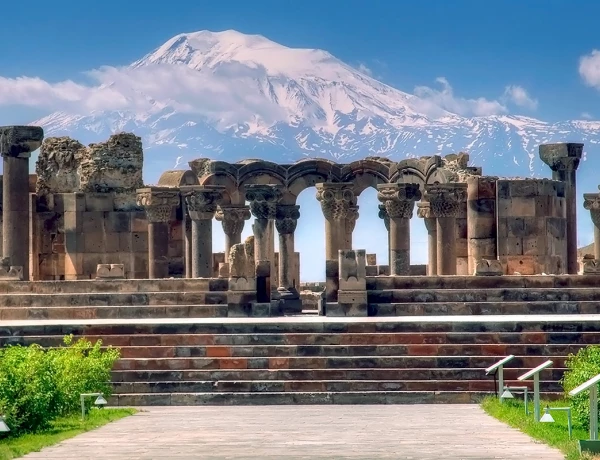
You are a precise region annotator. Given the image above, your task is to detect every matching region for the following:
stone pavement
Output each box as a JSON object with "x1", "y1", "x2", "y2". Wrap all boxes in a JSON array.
[{"x1": 22, "y1": 405, "x2": 564, "y2": 459}]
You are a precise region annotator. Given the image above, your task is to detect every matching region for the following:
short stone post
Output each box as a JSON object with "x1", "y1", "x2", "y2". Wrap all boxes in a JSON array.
[
  {"x1": 425, "y1": 183, "x2": 468, "y2": 275},
  {"x1": 245, "y1": 184, "x2": 282, "y2": 303},
  {"x1": 274, "y1": 204, "x2": 302, "y2": 314},
  {"x1": 377, "y1": 183, "x2": 421, "y2": 275},
  {"x1": 467, "y1": 176, "x2": 498, "y2": 275},
  {"x1": 136, "y1": 187, "x2": 180, "y2": 279},
  {"x1": 328, "y1": 249, "x2": 367, "y2": 317},
  {"x1": 540, "y1": 143, "x2": 583, "y2": 274},
  {"x1": 216, "y1": 205, "x2": 251, "y2": 261},
  {"x1": 417, "y1": 201, "x2": 438, "y2": 276},
  {"x1": 316, "y1": 183, "x2": 354, "y2": 303},
  {"x1": 1, "y1": 126, "x2": 44, "y2": 280},
  {"x1": 181, "y1": 185, "x2": 224, "y2": 278},
  {"x1": 584, "y1": 192, "x2": 600, "y2": 260}
]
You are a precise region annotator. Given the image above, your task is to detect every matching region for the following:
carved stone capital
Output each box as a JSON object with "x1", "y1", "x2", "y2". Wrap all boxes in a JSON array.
[
  {"x1": 136, "y1": 187, "x2": 180, "y2": 223},
  {"x1": 416, "y1": 201, "x2": 431, "y2": 219},
  {"x1": 275, "y1": 204, "x2": 300, "y2": 235},
  {"x1": 584, "y1": 193, "x2": 600, "y2": 227},
  {"x1": 347, "y1": 205, "x2": 359, "y2": 232},
  {"x1": 315, "y1": 182, "x2": 354, "y2": 221},
  {"x1": 245, "y1": 184, "x2": 283, "y2": 220},
  {"x1": 539, "y1": 143, "x2": 583, "y2": 172},
  {"x1": 378, "y1": 204, "x2": 390, "y2": 232},
  {"x1": 0, "y1": 125, "x2": 44, "y2": 158},
  {"x1": 424, "y1": 183, "x2": 468, "y2": 218},
  {"x1": 181, "y1": 185, "x2": 225, "y2": 221},
  {"x1": 377, "y1": 183, "x2": 421, "y2": 219},
  {"x1": 216, "y1": 205, "x2": 251, "y2": 236}
]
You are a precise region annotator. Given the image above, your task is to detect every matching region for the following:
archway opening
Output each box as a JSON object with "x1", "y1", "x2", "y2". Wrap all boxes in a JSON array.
[
  {"x1": 354, "y1": 187, "x2": 389, "y2": 266},
  {"x1": 294, "y1": 187, "x2": 326, "y2": 284}
]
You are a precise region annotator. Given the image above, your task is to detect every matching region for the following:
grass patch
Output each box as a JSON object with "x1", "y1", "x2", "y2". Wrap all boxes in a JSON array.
[
  {"x1": 482, "y1": 396, "x2": 600, "y2": 460},
  {"x1": 0, "y1": 408, "x2": 136, "y2": 460}
]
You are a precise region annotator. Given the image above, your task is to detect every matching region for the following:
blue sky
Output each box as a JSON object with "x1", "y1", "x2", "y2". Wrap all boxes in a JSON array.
[{"x1": 1, "y1": 0, "x2": 599, "y2": 280}]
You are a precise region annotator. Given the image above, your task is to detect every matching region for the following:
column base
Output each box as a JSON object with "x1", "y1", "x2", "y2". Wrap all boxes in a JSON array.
[
  {"x1": 326, "y1": 290, "x2": 368, "y2": 317},
  {"x1": 272, "y1": 287, "x2": 302, "y2": 315}
]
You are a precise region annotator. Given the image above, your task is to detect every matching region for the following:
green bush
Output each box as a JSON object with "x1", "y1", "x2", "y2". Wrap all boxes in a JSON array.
[
  {"x1": 560, "y1": 345, "x2": 600, "y2": 428},
  {"x1": 0, "y1": 335, "x2": 120, "y2": 435}
]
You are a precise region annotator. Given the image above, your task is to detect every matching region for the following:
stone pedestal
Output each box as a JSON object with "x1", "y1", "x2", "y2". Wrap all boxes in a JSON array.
[
  {"x1": 377, "y1": 183, "x2": 421, "y2": 275},
  {"x1": 417, "y1": 202, "x2": 438, "y2": 276},
  {"x1": 274, "y1": 204, "x2": 302, "y2": 314},
  {"x1": 425, "y1": 183, "x2": 468, "y2": 276},
  {"x1": 328, "y1": 249, "x2": 367, "y2": 317},
  {"x1": 136, "y1": 187, "x2": 180, "y2": 279},
  {"x1": 1, "y1": 126, "x2": 44, "y2": 280},
  {"x1": 181, "y1": 186, "x2": 224, "y2": 278},
  {"x1": 216, "y1": 205, "x2": 251, "y2": 261},
  {"x1": 316, "y1": 183, "x2": 354, "y2": 303},
  {"x1": 467, "y1": 176, "x2": 498, "y2": 275},
  {"x1": 583, "y1": 192, "x2": 600, "y2": 260},
  {"x1": 246, "y1": 184, "x2": 282, "y2": 303},
  {"x1": 540, "y1": 143, "x2": 583, "y2": 274}
]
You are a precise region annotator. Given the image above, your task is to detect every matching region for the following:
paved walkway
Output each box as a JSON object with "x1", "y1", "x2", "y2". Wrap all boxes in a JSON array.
[{"x1": 22, "y1": 405, "x2": 564, "y2": 459}]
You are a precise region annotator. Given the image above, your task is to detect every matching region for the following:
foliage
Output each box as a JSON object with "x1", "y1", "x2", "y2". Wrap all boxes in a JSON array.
[
  {"x1": 0, "y1": 336, "x2": 120, "y2": 435},
  {"x1": 561, "y1": 345, "x2": 600, "y2": 428},
  {"x1": 0, "y1": 408, "x2": 135, "y2": 460}
]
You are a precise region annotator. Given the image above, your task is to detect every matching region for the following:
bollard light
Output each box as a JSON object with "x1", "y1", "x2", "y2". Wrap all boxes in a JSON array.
[
  {"x1": 0, "y1": 415, "x2": 9, "y2": 433},
  {"x1": 80, "y1": 393, "x2": 107, "y2": 419},
  {"x1": 485, "y1": 355, "x2": 516, "y2": 401},
  {"x1": 540, "y1": 406, "x2": 554, "y2": 423},
  {"x1": 94, "y1": 395, "x2": 107, "y2": 408},
  {"x1": 539, "y1": 406, "x2": 572, "y2": 439},
  {"x1": 518, "y1": 360, "x2": 553, "y2": 422},
  {"x1": 501, "y1": 387, "x2": 514, "y2": 399}
]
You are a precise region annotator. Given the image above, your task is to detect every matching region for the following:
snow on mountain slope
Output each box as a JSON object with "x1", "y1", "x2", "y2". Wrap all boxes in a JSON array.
[{"x1": 33, "y1": 29, "x2": 600, "y2": 182}]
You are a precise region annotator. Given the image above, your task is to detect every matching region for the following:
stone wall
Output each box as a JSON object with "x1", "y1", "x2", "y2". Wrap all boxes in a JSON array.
[{"x1": 496, "y1": 179, "x2": 567, "y2": 275}]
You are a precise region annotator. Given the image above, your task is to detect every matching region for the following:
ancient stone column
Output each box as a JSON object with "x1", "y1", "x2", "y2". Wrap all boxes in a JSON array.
[
  {"x1": 417, "y1": 201, "x2": 437, "y2": 276},
  {"x1": 182, "y1": 200, "x2": 193, "y2": 278},
  {"x1": 467, "y1": 176, "x2": 498, "y2": 274},
  {"x1": 378, "y1": 204, "x2": 391, "y2": 268},
  {"x1": 0, "y1": 126, "x2": 44, "y2": 280},
  {"x1": 316, "y1": 183, "x2": 354, "y2": 303},
  {"x1": 245, "y1": 184, "x2": 282, "y2": 303},
  {"x1": 216, "y1": 205, "x2": 251, "y2": 261},
  {"x1": 274, "y1": 204, "x2": 302, "y2": 313},
  {"x1": 136, "y1": 187, "x2": 180, "y2": 279},
  {"x1": 377, "y1": 183, "x2": 421, "y2": 275},
  {"x1": 539, "y1": 143, "x2": 583, "y2": 274},
  {"x1": 584, "y1": 192, "x2": 600, "y2": 260},
  {"x1": 182, "y1": 185, "x2": 224, "y2": 278},
  {"x1": 345, "y1": 205, "x2": 359, "y2": 249},
  {"x1": 425, "y1": 183, "x2": 468, "y2": 276}
]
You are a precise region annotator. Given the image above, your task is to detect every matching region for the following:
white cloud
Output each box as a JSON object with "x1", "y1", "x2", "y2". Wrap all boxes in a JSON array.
[
  {"x1": 579, "y1": 50, "x2": 600, "y2": 89},
  {"x1": 503, "y1": 85, "x2": 538, "y2": 110},
  {"x1": 581, "y1": 112, "x2": 594, "y2": 119},
  {"x1": 356, "y1": 63, "x2": 373, "y2": 76},
  {"x1": 413, "y1": 77, "x2": 508, "y2": 117}
]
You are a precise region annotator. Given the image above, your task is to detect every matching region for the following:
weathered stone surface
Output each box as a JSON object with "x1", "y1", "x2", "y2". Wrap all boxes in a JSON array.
[
  {"x1": 96, "y1": 263, "x2": 125, "y2": 279},
  {"x1": 0, "y1": 125, "x2": 44, "y2": 158},
  {"x1": 229, "y1": 236, "x2": 255, "y2": 279},
  {"x1": 582, "y1": 259, "x2": 600, "y2": 275},
  {"x1": 474, "y1": 258, "x2": 503, "y2": 276}
]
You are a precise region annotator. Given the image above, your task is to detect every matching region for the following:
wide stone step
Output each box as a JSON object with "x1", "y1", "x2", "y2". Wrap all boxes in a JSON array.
[
  {"x1": 111, "y1": 379, "x2": 563, "y2": 394},
  {"x1": 368, "y1": 288, "x2": 600, "y2": 303},
  {"x1": 368, "y1": 301, "x2": 600, "y2": 316},
  {"x1": 108, "y1": 390, "x2": 561, "y2": 406},
  {"x1": 113, "y1": 355, "x2": 568, "y2": 371},
  {"x1": 0, "y1": 304, "x2": 229, "y2": 321},
  {"x1": 0, "y1": 291, "x2": 227, "y2": 308},
  {"x1": 111, "y1": 367, "x2": 568, "y2": 383},
  {"x1": 0, "y1": 278, "x2": 228, "y2": 294},
  {"x1": 367, "y1": 275, "x2": 600, "y2": 290},
  {"x1": 112, "y1": 343, "x2": 583, "y2": 359}
]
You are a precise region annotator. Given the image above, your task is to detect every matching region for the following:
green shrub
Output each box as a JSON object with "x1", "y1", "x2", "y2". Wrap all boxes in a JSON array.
[
  {"x1": 560, "y1": 345, "x2": 600, "y2": 428},
  {"x1": 0, "y1": 335, "x2": 120, "y2": 435}
]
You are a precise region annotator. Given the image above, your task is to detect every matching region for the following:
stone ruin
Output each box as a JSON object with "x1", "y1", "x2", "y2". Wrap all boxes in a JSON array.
[{"x1": 0, "y1": 125, "x2": 590, "y2": 315}]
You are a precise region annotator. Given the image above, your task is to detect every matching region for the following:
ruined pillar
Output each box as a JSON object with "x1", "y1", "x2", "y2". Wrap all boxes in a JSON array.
[
  {"x1": 345, "y1": 205, "x2": 359, "y2": 249},
  {"x1": 467, "y1": 176, "x2": 498, "y2": 274},
  {"x1": 183, "y1": 201, "x2": 193, "y2": 278},
  {"x1": 377, "y1": 183, "x2": 421, "y2": 275},
  {"x1": 378, "y1": 204, "x2": 391, "y2": 267},
  {"x1": 425, "y1": 183, "x2": 468, "y2": 275},
  {"x1": 316, "y1": 183, "x2": 354, "y2": 303},
  {"x1": 136, "y1": 187, "x2": 180, "y2": 279},
  {"x1": 583, "y1": 192, "x2": 600, "y2": 260},
  {"x1": 417, "y1": 201, "x2": 437, "y2": 276},
  {"x1": 1, "y1": 126, "x2": 44, "y2": 280},
  {"x1": 216, "y1": 205, "x2": 251, "y2": 261},
  {"x1": 246, "y1": 184, "x2": 282, "y2": 303},
  {"x1": 274, "y1": 204, "x2": 302, "y2": 313},
  {"x1": 539, "y1": 143, "x2": 583, "y2": 274},
  {"x1": 182, "y1": 185, "x2": 224, "y2": 278}
]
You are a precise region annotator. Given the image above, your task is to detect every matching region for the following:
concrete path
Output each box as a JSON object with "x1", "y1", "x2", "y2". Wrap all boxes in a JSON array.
[{"x1": 22, "y1": 405, "x2": 564, "y2": 459}]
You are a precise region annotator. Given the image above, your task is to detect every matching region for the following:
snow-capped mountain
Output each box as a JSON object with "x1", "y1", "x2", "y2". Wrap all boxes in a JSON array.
[{"x1": 33, "y1": 29, "x2": 600, "y2": 182}]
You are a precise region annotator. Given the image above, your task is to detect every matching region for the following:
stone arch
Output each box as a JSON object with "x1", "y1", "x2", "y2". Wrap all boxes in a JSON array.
[
  {"x1": 157, "y1": 170, "x2": 199, "y2": 187},
  {"x1": 190, "y1": 159, "x2": 240, "y2": 205},
  {"x1": 341, "y1": 158, "x2": 392, "y2": 197},
  {"x1": 389, "y1": 156, "x2": 463, "y2": 186},
  {"x1": 286, "y1": 158, "x2": 343, "y2": 203}
]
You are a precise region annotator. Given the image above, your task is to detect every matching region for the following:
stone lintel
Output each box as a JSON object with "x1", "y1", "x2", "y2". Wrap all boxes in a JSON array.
[
  {"x1": 539, "y1": 143, "x2": 584, "y2": 171},
  {"x1": 0, "y1": 125, "x2": 44, "y2": 158}
]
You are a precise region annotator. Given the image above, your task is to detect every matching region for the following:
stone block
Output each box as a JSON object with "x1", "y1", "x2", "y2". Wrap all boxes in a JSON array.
[
  {"x1": 83, "y1": 232, "x2": 105, "y2": 253},
  {"x1": 218, "y1": 263, "x2": 229, "y2": 278},
  {"x1": 474, "y1": 259, "x2": 503, "y2": 276},
  {"x1": 85, "y1": 193, "x2": 114, "y2": 212},
  {"x1": 105, "y1": 211, "x2": 131, "y2": 233},
  {"x1": 365, "y1": 265, "x2": 378, "y2": 276},
  {"x1": 131, "y1": 232, "x2": 148, "y2": 252},
  {"x1": 522, "y1": 236, "x2": 547, "y2": 256},
  {"x1": 509, "y1": 180, "x2": 538, "y2": 198},
  {"x1": 0, "y1": 262, "x2": 24, "y2": 281},
  {"x1": 82, "y1": 211, "x2": 105, "y2": 233},
  {"x1": 338, "y1": 249, "x2": 366, "y2": 291},
  {"x1": 119, "y1": 233, "x2": 133, "y2": 252},
  {"x1": 505, "y1": 256, "x2": 536, "y2": 275},
  {"x1": 54, "y1": 193, "x2": 86, "y2": 213},
  {"x1": 378, "y1": 265, "x2": 390, "y2": 276},
  {"x1": 229, "y1": 277, "x2": 256, "y2": 291},
  {"x1": 82, "y1": 253, "x2": 103, "y2": 276},
  {"x1": 366, "y1": 254, "x2": 377, "y2": 266},
  {"x1": 96, "y1": 263, "x2": 125, "y2": 279},
  {"x1": 63, "y1": 211, "x2": 82, "y2": 233},
  {"x1": 582, "y1": 259, "x2": 600, "y2": 275},
  {"x1": 509, "y1": 197, "x2": 536, "y2": 217},
  {"x1": 131, "y1": 211, "x2": 148, "y2": 232}
]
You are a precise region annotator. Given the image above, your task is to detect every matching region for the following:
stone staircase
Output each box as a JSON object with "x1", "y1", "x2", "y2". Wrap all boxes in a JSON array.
[{"x1": 1, "y1": 275, "x2": 598, "y2": 405}]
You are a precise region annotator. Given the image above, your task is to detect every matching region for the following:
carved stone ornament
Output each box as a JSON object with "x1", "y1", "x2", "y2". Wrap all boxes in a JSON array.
[
  {"x1": 182, "y1": 186, "x2": 224, "y2": 220},
  {"x1": 378, "y1": 204, "x2": 390, "y2": 232},
  {"x1": 245, "y1": 184, "x2": 283, "y2": 220},
  {"x1": 0, "y1": 125, "x2": 44, "y2": 158},
  {"x1": 539, "y1": 143, "x2": 583, "y2": 172},
  {"x1": 136, "y1": 187, "x2": 180, "y2": 223},
  {"x1": 584, "y1": 192, "x2": 600, "y2": 227},
  {"x1": 315, "y1": 182, "x2": 354, "y2": 220},
  {"x1": 216, "y1": 205, "x2": 251, "y2": 236},
  {"x1": 377, "y1": 183, "x2": 421, "y2": 219},
  {"x1": 275, "y1": 205, "x2": 301, "y2": 235},
  {"x1": 347, "y1": 205, "x2": 359, "y2": 233},
  {"x1": 424, "y1": 183, "x2": 468, "y2": 218}
]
